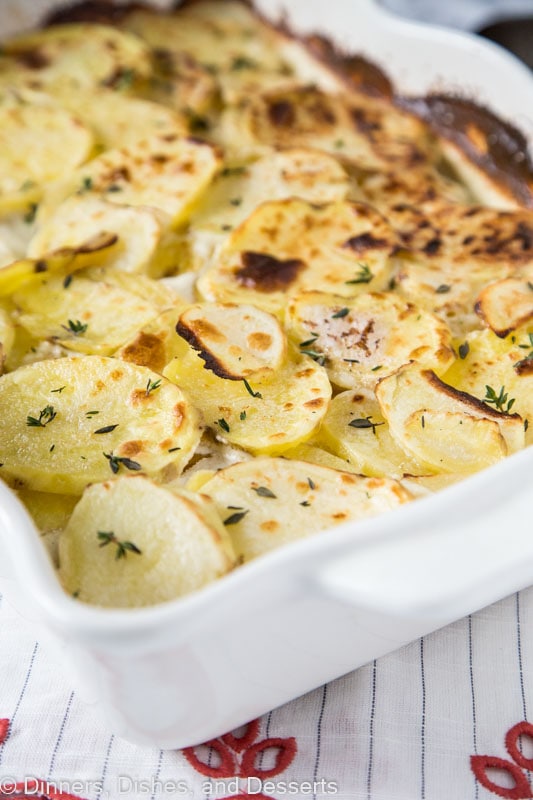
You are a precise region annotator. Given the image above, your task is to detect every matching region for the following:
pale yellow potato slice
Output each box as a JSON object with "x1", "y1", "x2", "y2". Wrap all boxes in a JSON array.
[
  {"x1": 218, "y1": 85, "x2": 433, "y2": 167},
  {"x1": 58, "y1": 476, "x2": 236, "y2": 607},
  {"x1": 392, "y1": 204, "x2": 533, "y2": 336},
  {"x1": 91, "y1": 270, "x2": 179, "y2": 310},
  {"x1": 443, "y1": 327, "x2": 533, "y2": 446},
  {"x1": 200, "y1": 458, "x2": 412, "y2": 562},
  {"x1": 0, "y1": 24, "x2": 152, "y2": 93},
  {"x1": 318, "y1": 388, "x2": 425, "y2": 479},
  {"x1": 50, "y1": 87, "x2": 188, "y2": 149},
  {"x1": 187, "y1": 149, "x2": 351, "y2": 270},
  {"x1": 475, "y1": 275, "x2": 533, "y2": 337},
  {"x1": 164, "y1": 343, "x2": 331, "y2": 455},
  {"x1": 29, "y1": 196, "x2": 173, "y2": 277},
  {"x1": 197, "y1": 199, "x2": 396, "y2": 314},
  {"x1": 0, "y1": 102, "x2": 93, "y2": 216},
  {"x1": 42, "y1": 134, "x2": 222, "y2": 228},
  {"x1": 176, "y1": 303, "x2": 287, "y2": 380},
  {"x1": 286, "y1": 290, "x2": 454, "y2": 390},
  {"x1": 0, "y1": 356, "x2": 202, "y2": 494},
  {"x1": 13, "y1": 274, "x2": 165, "y2": 356},
  {"x1": 376, "y1": 363, "x2": 524, "y2": 473},
  {"x1": 280, "y1": 442, "x2": 358, "y2": 474},
  {"x1": 0, "y1": 232, "x2": 119, "y2": 297}
]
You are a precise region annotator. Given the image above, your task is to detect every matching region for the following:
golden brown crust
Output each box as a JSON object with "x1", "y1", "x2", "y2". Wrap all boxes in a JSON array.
[{"x1": 399, "y1": 95, "x2": 533, "y2": 209}]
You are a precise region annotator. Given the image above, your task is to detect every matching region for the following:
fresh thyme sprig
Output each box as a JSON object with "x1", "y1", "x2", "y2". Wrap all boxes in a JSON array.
[
  {"x1": 27, "y1": 405, "x2": 57, "y2": 428},
  {"x1": 345, "y1": 263, "x2": 373, "y2": 285},
  {"x1": 145, "y1": 378, "x2": 162, "y2": 397},
  {"x1": 484, "y1": 385, "x2": 516, "y2": 413},
  {"x1": 243, "y1": 379, "x2": 262, "y2": 399},
  {"x1": 97, "y1": 531, "x2": 142, "y2": 560},
  {"x1": 62, "y1": 319, "x2": 88, "y2": 336}
]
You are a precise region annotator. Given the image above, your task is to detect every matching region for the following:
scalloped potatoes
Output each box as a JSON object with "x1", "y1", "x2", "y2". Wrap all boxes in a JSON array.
[{"x1": 0, "y1": 2, "x2": 531, "y2": 608}]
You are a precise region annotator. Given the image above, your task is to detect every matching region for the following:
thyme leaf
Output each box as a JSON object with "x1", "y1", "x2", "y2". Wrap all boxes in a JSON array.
[
  {"x1": 224, "y1": 510, "x2": 249, "y2": 525},
  {"x1": 27, "y1": 405, "x2": 57, "y2": 428},
  {"x1": 97, "y1": 531, "x2": 142, "y2": 560}
]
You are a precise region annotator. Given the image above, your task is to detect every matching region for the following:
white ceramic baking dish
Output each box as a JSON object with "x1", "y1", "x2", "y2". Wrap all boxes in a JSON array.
[{"x1": 1, "y1": 0, "x2": 533, "y2": 749}]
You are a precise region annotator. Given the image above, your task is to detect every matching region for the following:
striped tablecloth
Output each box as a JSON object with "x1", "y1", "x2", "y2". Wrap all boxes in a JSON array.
[{"x1": 1, "y1": 586, "x2": 532, "y2": 800}]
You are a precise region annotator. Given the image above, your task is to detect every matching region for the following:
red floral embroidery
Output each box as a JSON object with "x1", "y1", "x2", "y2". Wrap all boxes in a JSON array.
[
  {"x1": 0, "y1": 725, "x2": 87, "y2": 800},
  {"x1": 0, "y1": 720, "x2": 9, "y2": 746},
  {"x1": 471, "y1": 722, "x2": 533, "y2": 798},
  {"x1": 184, "y1": 719, "x2": 297, "y2": 800}
]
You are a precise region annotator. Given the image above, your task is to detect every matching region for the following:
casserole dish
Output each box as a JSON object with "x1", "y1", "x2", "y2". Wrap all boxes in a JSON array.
[{"x1": 1, "y1": 0, "x2": 533, "y2": 749}]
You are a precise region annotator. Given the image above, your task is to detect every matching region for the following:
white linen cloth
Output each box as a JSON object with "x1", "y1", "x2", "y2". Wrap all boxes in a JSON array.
[{"x1": 1, "y1": 586, "x2": 532, "y2": 800}]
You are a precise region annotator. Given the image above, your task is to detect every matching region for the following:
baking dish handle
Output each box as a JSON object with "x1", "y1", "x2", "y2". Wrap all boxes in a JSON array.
[{"x1": 318, "y1": 448, "x2": 533, "y2": 625}]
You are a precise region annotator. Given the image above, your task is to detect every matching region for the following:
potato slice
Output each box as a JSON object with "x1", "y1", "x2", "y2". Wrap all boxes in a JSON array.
[
  {"x1": 42, "y1": 134, "x2": 222, "y2": 228},
  {"x1": 144, "y1": 49, "x2": 219, "y2": 118},
  {"x1": 318, "y1": 388, "x2": 425, "y2": 479},
  {"x1": 475, "y1": 275, "x2": 533, "y2": 337},
  {"x1": 187, "y1": 149, "x2": 351, "y2": 270},
  {"x1": 286, "y1": 290, "x2": 454, "y2": 390},
  {"x1": 280, "y1": 442, "x2": 359, "y2": 474},
  {"x1": 116, "y1": 308, "x2": 186, "y2": 374},
  {"x1": 200, "y1": 458, "x2": 412, "y2": 562},
  {"x1": 376, "y1": 363, "x2": 524, "y2": 473},
  {"x1": 0, "y1": 356, "x2": 202, "y2": 494},
  {"x1": 123, "y1": 2, "x2": 295, "y2": 103},
  {"x1": 13, "y1": 274, "x2": 166, "y2": 356},
  {"x1": 0, "y1": 232, "x2": 119, "y2": 297},
  {"x1": 0, "y1": 305, "x2": 14, "y2": 373},
  {"x1": 197, "y1": 199, "x2": 396, "y2": 314},
  {"x1": 28, "y1": 196, "x2": 173, "y2": 278},
  {"x1": 176, "y1": 303, "x2": 286, "y2": 380},
  {"x1": 164, "y1": 341, "x2": 331, "y2": 455},
  {"x1": 0, "y1": 102, "x2": 92, "y2": 216},
  {"x1": 50, "y1": 87, "x2": 188, "y2": 149},
  {"x1": 219, "y1": 85, "x2": 433, "y2": 167},
  {"x1": 0, "y1": 24, "x2": 152, "y2": 93},
  {"x1": 443, "y1": 327, "x2": 533, "y2": 446},
  {"x1": 392, "y1": 204, "x2": 533, "y2": 336},
  {"x1": 58, "y1": 476, "x2": 236, "y2": 607}
]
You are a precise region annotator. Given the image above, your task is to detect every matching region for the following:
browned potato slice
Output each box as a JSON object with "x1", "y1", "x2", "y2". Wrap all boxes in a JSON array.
[
  {"x1": 176, "y1": 303, "x2": 286, "y2": 380},
  {"x1": 41, "y1": 134, "x2": 222, "y2": 228},
  {"x1": 0, "y1": 24, "x2": 152, "y2": 93},
  {"x1": 219, "y1": 85, "x2": 433, "y2": 168},
  {"x1": 393, "y1": 204, "x2": 533, "y2": 336},
  {"x1": 475, "y1": 274, "x2": 533, "y2": 337},
  {"x1": 443, "y1": 326, "x2": 533, "y2": 446},
  {"x1": 376, "y1": 363, "x2": 524, "y2": 473},
  {"x1": 286, "y1": 290, "x2": 454, "y2": 389},
  {"x1": 197, "y1": 199, "x2": 397, "y2": 314}
]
